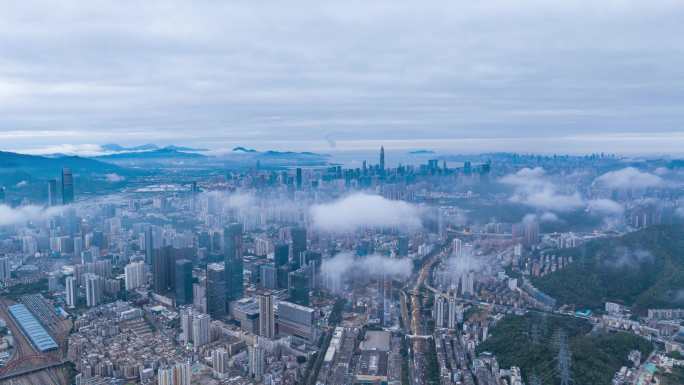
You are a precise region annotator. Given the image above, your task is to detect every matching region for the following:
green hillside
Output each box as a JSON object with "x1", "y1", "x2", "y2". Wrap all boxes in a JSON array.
[
  {"x1": 477, "y1": 313, "x2": 652, "y2": 385},
  {"x1": 533, "y1": 225, "x2": 684, "y2": 312}
]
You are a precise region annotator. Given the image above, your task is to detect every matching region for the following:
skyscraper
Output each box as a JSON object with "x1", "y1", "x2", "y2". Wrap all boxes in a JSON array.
[
  {"x1": 434, "y1": 293, "x2": 446, "y2": 328},
  {"x1": 0, "y1": 186, "x2": 6, "y2": 205},
  {"x1": 461, "y1": 272, "x2": 475, "y2": 296},
  {"x1": 303, "y1": 251, "x2": 321, "y2": 269},
  {"x1": 277, "y1": 265, "x2": 290, "y2": 290},
  {"x1": 47, "y1": 179, "x2": 58, "y2": 206},
  {"x1": 295, "y1": 167, "x2": 302, "y2": 190},
  {"x1": 152, "y1": 246, "x2": 176, "y2": 295},
  {"x1": 61, "y1": 167, "x2": 74, "y2": 204},
  {"x1": 290, "y1": 227, "x2": 306, "y2": 269},
  {"x1": 157, "y1": 367, "x2": 174, "y2": 385},
  {"x1": 274, "y1": 243, "x2": 289, "y2": 267},
  {"x1": 180, "y1": 307, "x2": 194, "y2": 344},
  {"x1": 452, "y1": 238, "x2": 463, "y2": 258},
  {"x1": 0, "y1": 257, "x2": 10, "y2": 281},
  {"x1": 175, "y1": 259, "x2": 193, "y2": 305},
  {"x1": 398, "y1": 236, "x2": 409, "y2": 257},
  {"x1": 379, "y1": 146, "x2": 385, "y2": 171},
  {"x1": 260, "y1": 263, "x2": 277, "y2": 290},
  {"x1": 192, "y1": 313, "x2": 210, "y2": 347},
  {"x1": 212, "y1": 348, "x2": 230, "y2": 378},
  {"x1": 249, "y1": 343, "x2": 264, "y2": 380},
  {"x1": 193, "y1": 281, "x2": 207, "y2": 313},
  {"x1": 276, "y1": 301, "x2": 316, "y2": 341},
  {"x1": 258, "y1": 293, "x2": 275, "y2": 339},
  {"x1": 447, "y1": 296, "x2": 462, "y2": 329},
  {"x1": 158, "y1": 362, "x2": 191, "y2": 385},
  {"x1": 206, "y1": 263, "x2": 226, "y2": 318},
  {"x1": 124, "y1": 261, "x2": 145, "y2": 291},
  {"x1": 224, "y1": 223, "x2": 244, "y2": 301},
  {"x1": 172, "y1": 362, "x2": 192, "y2": 385},
  {"x1": 144, "y1": 226, "x2": 154, "y2": 265},
  {"x1": 65, "y1": 276, "x2": 77, "y2": 308},
  {"x1": 73, "y1": 237, "x2": 83, "y2": 260},
  {"x1": 288, "y1": 268, "x2": 310, "y2": 306},
  {"x1": 84, "y1": 273, "x2": 103, "y2": 307},
  {"x1": 523, "y1": 218, "x2": 540, "y2": 246}
]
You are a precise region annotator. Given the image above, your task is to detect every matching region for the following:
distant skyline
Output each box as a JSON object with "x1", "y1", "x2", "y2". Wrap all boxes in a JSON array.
[{"x1": 1, "y1": 1, "x2": 683, "y2": 155}]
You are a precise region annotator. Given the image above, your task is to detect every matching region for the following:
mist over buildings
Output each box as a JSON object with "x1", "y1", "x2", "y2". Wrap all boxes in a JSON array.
[
  {"x1": 310, "y1": 193, "x2": 422, "y2": 233},
  {"x1": 0, "y1": 204, "x2": 67, "y2": 226},
  {"x1": 500, "y1": 167, "x2": 584, "y2": 212},
  {"x1": 594, "y1": 167, "x2": 664, "y2": 189},
  {"x1": 321, "y1": 252, "x2": 413, "y2": 292}
]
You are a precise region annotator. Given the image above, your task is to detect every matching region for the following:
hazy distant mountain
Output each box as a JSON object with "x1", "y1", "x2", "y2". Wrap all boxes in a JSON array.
[
  {"x1": 101, "y1": 143, "x2": 207, "y2": 153},
  {"x1": 95, "y1": 148, "x2": 206, "y2": 160},
  {"x1": 409, "y1": 149, "x2": 435, "y2": 154},
  {"x1": 224, "y1": 147, "x2": 330, "y2": 167},
  {"x1": 164, "y1": 145, "x2": 208, "y2": 152},
  {"x1": 0, "y1": 150, "x2": 124, "y2": 187},
  {"x1": 260, "y1": 150, "x2": 325, "y2": 157},
  {"x1": 101, "y1": 143, "x2": 159, "y2": 152},
  {"x1": 0, "y1": 151, "x2": 121, "y2": 173},
  {"x1": 232, "y1": 146, "x2": 258, "y2": 153}
]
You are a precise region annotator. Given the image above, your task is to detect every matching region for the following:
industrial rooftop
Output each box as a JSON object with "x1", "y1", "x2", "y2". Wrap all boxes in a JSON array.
[{"x1": 8, "y1": 303, "x2": 59, "y2": 352}]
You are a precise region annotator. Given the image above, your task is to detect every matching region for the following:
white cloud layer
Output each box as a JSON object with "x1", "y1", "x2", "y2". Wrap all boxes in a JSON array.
[
  {"x1": 105, "y1": 173, "x2": 125, "y2": 182},
  {"x1": 594, "y1": 167, "x2": 664, "y2": 189},
  {"x1": 310, "y1": 193, "x2": 422, "y2": 232},
  {"x1": 0, "y1": 204, "x2": 66, "y2": 226},
  {"x1": 321, "y1": 252, "x2": 413, "y2": 288},
  {"x1": 501, "y1": 167, "x2": 584, "y2": 212},
  {"x1": 13, "y1": 143, "x2": 111, "y2": 157},
  {"x1": 587, "y1": 198, "x2": 624, "y2": 216}
]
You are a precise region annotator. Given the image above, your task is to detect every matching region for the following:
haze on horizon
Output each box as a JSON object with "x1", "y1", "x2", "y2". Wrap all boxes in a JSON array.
[{"x1": 1, "y1": 1, "x2": 684, "y2": 155}]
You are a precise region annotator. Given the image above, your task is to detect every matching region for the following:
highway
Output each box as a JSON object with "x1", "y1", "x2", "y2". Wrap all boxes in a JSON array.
[
  {"x1": 403, "y1": 238, "x2": 453, "y2": 385},
  {"x1": 0, "y1": 360, "x2": 68, "y2": 382}
]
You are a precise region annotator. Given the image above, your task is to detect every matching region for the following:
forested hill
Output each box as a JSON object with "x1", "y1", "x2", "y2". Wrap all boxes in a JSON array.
[
  {"x1": 477, "y1": 313, "x2": 652, "y2": 385},
  {"x1": 533, "y1": 225, "x2": 684, "y2": 312}
]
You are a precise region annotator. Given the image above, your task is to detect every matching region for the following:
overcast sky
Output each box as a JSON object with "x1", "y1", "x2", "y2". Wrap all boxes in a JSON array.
[{"x1": 1, "y1": 1, "x2": 683, "y2": 155}]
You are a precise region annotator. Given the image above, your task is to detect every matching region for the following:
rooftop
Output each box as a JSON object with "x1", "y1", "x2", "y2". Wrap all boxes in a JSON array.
[
  {"x1": 359, "y1": 330, "x2": 391, "y2": 352},
  {"x1": 8, "y1": 303, "x2": 58, "y2": 352}
]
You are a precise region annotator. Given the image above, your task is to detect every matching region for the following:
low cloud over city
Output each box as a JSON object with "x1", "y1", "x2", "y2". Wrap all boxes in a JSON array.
[{"x1": 310, "y1": 193, "x2": 422, "y2": 232}]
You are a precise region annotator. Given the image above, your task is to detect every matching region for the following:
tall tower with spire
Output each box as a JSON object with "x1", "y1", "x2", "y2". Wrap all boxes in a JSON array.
[{"x1": 379, "y1": 146, "x2": 385, "y2": 171}]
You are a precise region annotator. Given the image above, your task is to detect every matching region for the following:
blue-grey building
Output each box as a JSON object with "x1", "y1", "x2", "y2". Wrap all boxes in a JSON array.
[{"x1": 8, "y1": 304, "x2": 58, "y2": 352}]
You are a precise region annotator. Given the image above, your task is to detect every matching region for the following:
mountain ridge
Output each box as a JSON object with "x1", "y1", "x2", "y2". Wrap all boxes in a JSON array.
[{"x1": 533, "y1": 224, "x2": 684, "y2": 312}]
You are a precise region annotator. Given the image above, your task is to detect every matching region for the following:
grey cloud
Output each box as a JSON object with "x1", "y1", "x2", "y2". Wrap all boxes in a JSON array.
[
  {"x1": 0, "y1": 204, "x2": 66, "y2": 226},
  {"x1": 539, "y1": 212, "x2": 559, "y2": 222},
  {"x1": 310, "y1": 193, "x2": 422, "y2": 232},
  {"x1": 321, "y1": 252, "x2": 413, "y2": 292},
  {"x1": 605, "y1": 247, "x2": 654, "y2": 270},
  {"x1": 445, "y1": 249, "x2": 484, "y2": 276},
  {"x1": 1, "y1": 1, "x2": 684, "y2": 153},
  {"x1": 105, "y1": 173, "x2": 125, "y2": 183},
  {"x1": 654, "y1": 167, "x2": 670, "y2": 176},
  {"x1": 594, "y1": 167, "x2": 664, "y2": 189},
  {"x1": 587, "y1": 198, "x2": 624, "y2": 216},
  {"x1": 201, "y1": 191, "x2": 256, "y2": 210},
  {"x1": 501, "y1": 167, "x2": 584, "y2": 212}
]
